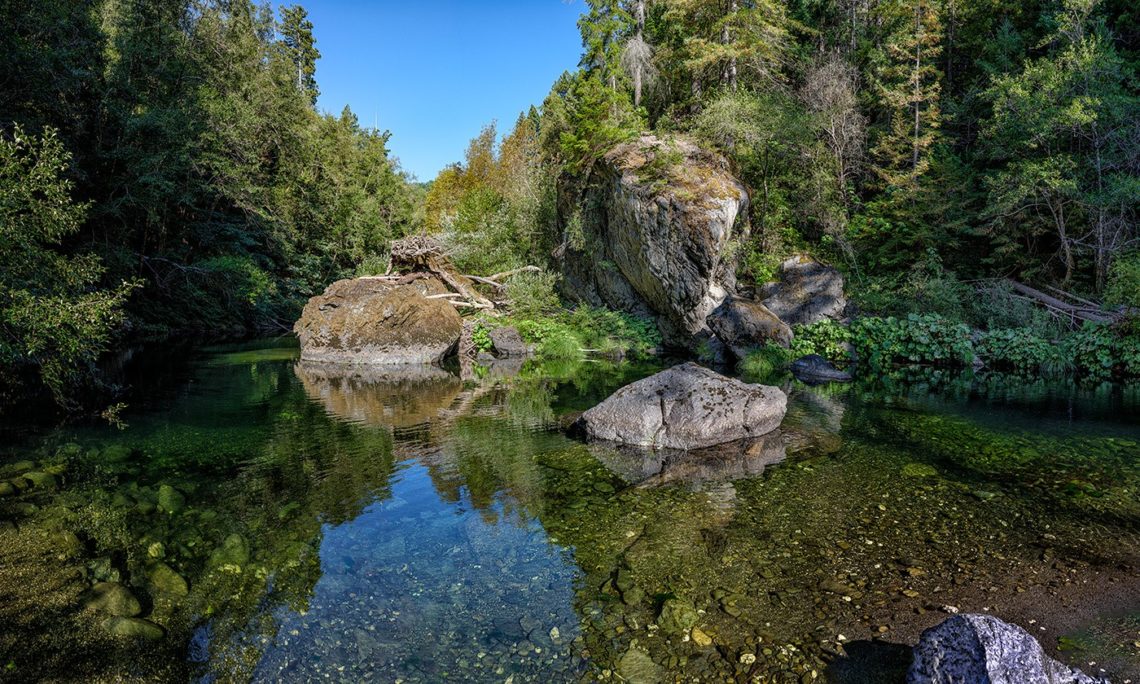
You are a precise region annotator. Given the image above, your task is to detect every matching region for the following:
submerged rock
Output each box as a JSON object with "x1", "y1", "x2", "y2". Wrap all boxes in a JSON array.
[
  {"x1": 760, "y1": 256, "x2": 847, "y2": 326},
  {"x1": 657, "y1": 597, "x2": 699, "y2": 635},
  {"x1": 294, "y1": 277, "x2": 462, "y2": 365},
  {"x1": 908, "y1": 614, "x2": 1107, "y2": 684},
  {"x1": 618, "y1": 646, "x2": 664, "y2": 684},
  {"x1": 210, "y1": 533, "x2": 250, "y2": 568},
  {"x1": 156, "y1": 485, "x2": 185, "y2": 514},
  {"x1": 102, "y1": 616, "x2": 165, "y2": 641},
  {"x1": 560, "y1": 135, "x2": 749, "y2": 349},
  {"x1": 789, "y1": 354, "x2": 852, "y2": 385},
  {"x1": 706, "y1": 296, "x2": 792, "y2": 360},
  {"x1": 578, "y1": 362, "x2": 786, "y2": 450},
  {"x1": 84, "y1": 582, "x2": 142, "y2": 617},
  {"x1": 22, "y1": 471, "x2": 58, "y2": 490},
  {"x1": 148, "y1": 562, "x2": 189, "y2": 597}
]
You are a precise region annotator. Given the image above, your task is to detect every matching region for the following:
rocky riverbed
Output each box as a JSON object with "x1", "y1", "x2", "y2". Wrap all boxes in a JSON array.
[{"x1": 0, "y1": 341, "x2": 1137, "y2": 682}]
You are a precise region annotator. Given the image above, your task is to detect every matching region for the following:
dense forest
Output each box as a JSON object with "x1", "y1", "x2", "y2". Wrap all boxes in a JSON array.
[
  {"x1": 2, "y1": 0, "x2": 1138, "y2": 411},
  {"x1": 1, "y1": 0, "x2": 420, "y2": 409}
]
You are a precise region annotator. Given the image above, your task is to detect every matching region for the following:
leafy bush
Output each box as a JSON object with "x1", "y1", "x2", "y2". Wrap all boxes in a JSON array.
[
  {"x1": 851, "y1": 314, "x2": 974, "y2": 368},
  {"x1": 505, "y1": 270, "x2": 561, "y2": 319},
  {"x1": 790, "y1": 320, "x2": 851, "y2": 365},
  {"x1": 471, "y1": 323, "x2": 493, "y2": 353},
  {"x1": 1064, "y1": 323, "x2": 1140, "y2": 379},
  {"x1": 739, "y1": 344, "x2": 793, "y2": 383},
  {"x1": 975, "y1": 328, "x2": 1060, "y2": 374},
  {"x1": 1105, "y1": 252, "x2": 1140, "y2": 311},
  {"x1": 509, "y1": 306, "x2": 659, "y2": 362},
  {"x1": 0, "y1": 127, "x2": 138, "y2": 409}
]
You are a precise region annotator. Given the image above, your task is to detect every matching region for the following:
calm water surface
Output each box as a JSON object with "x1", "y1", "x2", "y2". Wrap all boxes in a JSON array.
[{"x1": 0, "y1": 340, "x2": 1137, "y2": 683}]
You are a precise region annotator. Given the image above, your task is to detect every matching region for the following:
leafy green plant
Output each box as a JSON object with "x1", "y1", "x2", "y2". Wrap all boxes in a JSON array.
[
  {"x1": 975, "y1": 328, "x2": 1059, "y2": 374},
  {"x1": 1063, "y1": 323, "x2": 1140, "y2": 379},
  {"x1": 790, "y1": 320, "x2": 851, "y2": 365},
  {"x1": 471, "y1": 323, "x2": 493, "y2": 353},
  {"x1": 850, "y1": 314, "x2": 974, "y2": 368},
  {"x1": 739, "y1": 344, "x2": 794, "y2": 383}
]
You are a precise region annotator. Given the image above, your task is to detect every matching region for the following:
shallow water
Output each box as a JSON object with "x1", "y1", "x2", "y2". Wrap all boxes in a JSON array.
[{"x1": 0, "y1": 340, "x2": 1137, "y2": 683}]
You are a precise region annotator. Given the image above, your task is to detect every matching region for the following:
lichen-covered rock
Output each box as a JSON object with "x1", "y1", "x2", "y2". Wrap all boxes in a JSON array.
[
  {"x1": 489, "y1": 326, "x2": 528, "y2": 357},
  {"x1": 294, "y1": 277, "x2": 462, "y2": 365},
  {"x1": 760, "y1": 256, "x2": 846, "y2": 326},
  {"x1": 577, "y1": 362, "x2": 786, "y2": 450},
  {"x1": 706, "y1": 296, "x2": 792, "y2": 360},
  {"x1": 908, "y1": 614, "x2": 1108, "y2": 684},
  {"x1": 560, "y1": 135, "x2": 749, "y2": 349}
]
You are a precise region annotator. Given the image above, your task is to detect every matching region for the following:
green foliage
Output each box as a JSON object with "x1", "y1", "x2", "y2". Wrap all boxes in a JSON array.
[
  {"x1": 789, "y1": 320, "x2": 851, "y2": 365},
  {"x1": 1104, "y1": 252, "x2": 1140, "y2": 311},
  {"x1": 1064, "y1": 323, "x2": 1140, "y2": 379},
  {"x1": 471, "y1": 324, "x2": 493, "y2": 354},
  {"x1": 509, "y1": 306, "x2": 660, "y2": 362},
  {"x1": 506, "y1": 271, "x2": 562, "y2": 319},
  {"x1": 739, "y1": 344, "x2": 793, "y2": 384},
  {"x1": 851, "y1": 314, "x2": 974, "y2": 368},
  {"x1": 976, "y1": 328, "x2": 1061, "y2": 375},
  {"x1": 0, "y1": 127, "x2": 138, "y2": 408}
]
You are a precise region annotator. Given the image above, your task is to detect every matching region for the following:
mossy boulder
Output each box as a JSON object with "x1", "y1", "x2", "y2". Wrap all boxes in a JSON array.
[{"x1": 294, "y1": 277, "x2": 462, "y2": 365}]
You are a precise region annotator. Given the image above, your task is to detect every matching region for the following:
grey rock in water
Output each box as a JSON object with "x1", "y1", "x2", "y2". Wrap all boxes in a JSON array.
[
  {"x1": 559, "y1": 135, "x2": 749, "y2": 350},
  {"x1": 789, "y1": 354, "x2": 852, "y2": 385},
  {"x1": 489, "y1": 326, "x2": 528, "y2": 358},
  {"x1": 84, "y1": 582, "x2": 141, "y2": 617},
  {"x1": 760, "y1": 256, "x2": 847, "y2": 326},
  {"x1": 102, "y1": 616, "x2": 165, "y2": 641},
  {"x1": 706, "y1": 295, "x2": 792, "y2": 360},
  {"x1": 578, "y1": 362, "x2": 786, "y2": 450},
  {"x1": 908, "y1": 614, "x2": 1108, "y2": 684},
  {"x1": 294, "y1": 276, "x2": 462, "y2": 365}
]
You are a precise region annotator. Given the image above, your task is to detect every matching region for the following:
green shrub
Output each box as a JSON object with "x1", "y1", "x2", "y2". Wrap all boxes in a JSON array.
[
  {"x1": 471, "y1": 323, "x2": 493, "y2": 353},
  {"x1": 1064, "y1": 323, "x2": 1140, "y2": 379},
  {"x1": 505, "y1": 270, "x2": 561, "y2": 319},
  {"x1": 739, "y1": 344, "x2": 794, "y2": 383},
  {"x1": 1105, "y1": 252, "x2": 1140, "y2": 311},
  {"x1": 790, "y1": 320, "x2": 851, "y2": 365},
  {"x1": 851, "y1": 314, "x2": 974, "y2": 368},
  {"x1": 975, "y1": 328, "x2": 1060, "y2": 374}
]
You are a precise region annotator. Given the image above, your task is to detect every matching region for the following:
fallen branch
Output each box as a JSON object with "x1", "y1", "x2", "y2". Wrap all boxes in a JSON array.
[
  {"x1": 1005, "y1": 279, "x2": 1118, "y2": 325},
  {"x1": 463, "y1": 266, "x2": 543, "y2": 290}
]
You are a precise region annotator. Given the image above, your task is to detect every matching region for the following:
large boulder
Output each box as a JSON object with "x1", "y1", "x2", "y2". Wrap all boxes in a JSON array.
[
  {"x1": 294, "y1": 276, "x2": 462, "y2": 365},
  {"x1": 577, "y1": 362, "x2": 786, "y2": 450},
  {"x1": 908, "y1": 614, "x2": 1108, "y2": 684},
  {"x1": 706, "y1": 296, "x2": 792, "y2": 360},
  {"x1": 760, "y1": 256, "x2": 846, "y2": 326},
  {"x1": 560, "y1": 135, "x2": 749, "y2": 349}
]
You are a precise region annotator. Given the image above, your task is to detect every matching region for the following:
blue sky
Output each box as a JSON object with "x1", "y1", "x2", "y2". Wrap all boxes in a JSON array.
[{"x1": 309, "y1": 1, "x2": 585, "y2": 182}]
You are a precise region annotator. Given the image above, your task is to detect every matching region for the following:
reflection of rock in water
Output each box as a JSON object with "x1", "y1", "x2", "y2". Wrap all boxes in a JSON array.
[
  {"x1": 591, "y1": 431, "x2": 787, "y2": 488},
  {"x1": 782, "y1": 385, "x2": 848, "y2": 455},
  {"x1": 294, "y1": 361, "x2": 462, "y2": 429}
]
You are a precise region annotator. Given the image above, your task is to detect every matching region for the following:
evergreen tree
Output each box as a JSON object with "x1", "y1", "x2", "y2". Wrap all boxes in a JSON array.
[{"x1": 279, "y1": 4, "x2": 321, "y2": 107}]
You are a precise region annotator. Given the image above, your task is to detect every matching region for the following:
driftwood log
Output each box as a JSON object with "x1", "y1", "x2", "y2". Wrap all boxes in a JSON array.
[
  {"x1": 383, "y1": 236, "x2": 542, "y2": 312},
  {"x1": 1003, "y1": 279, "x2": 1119, "y2": 326}
]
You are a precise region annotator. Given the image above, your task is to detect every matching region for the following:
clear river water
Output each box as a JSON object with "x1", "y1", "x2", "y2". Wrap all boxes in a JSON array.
[{"x1": 0, "y1": 339, "x2": 1137, "y2": 683}]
